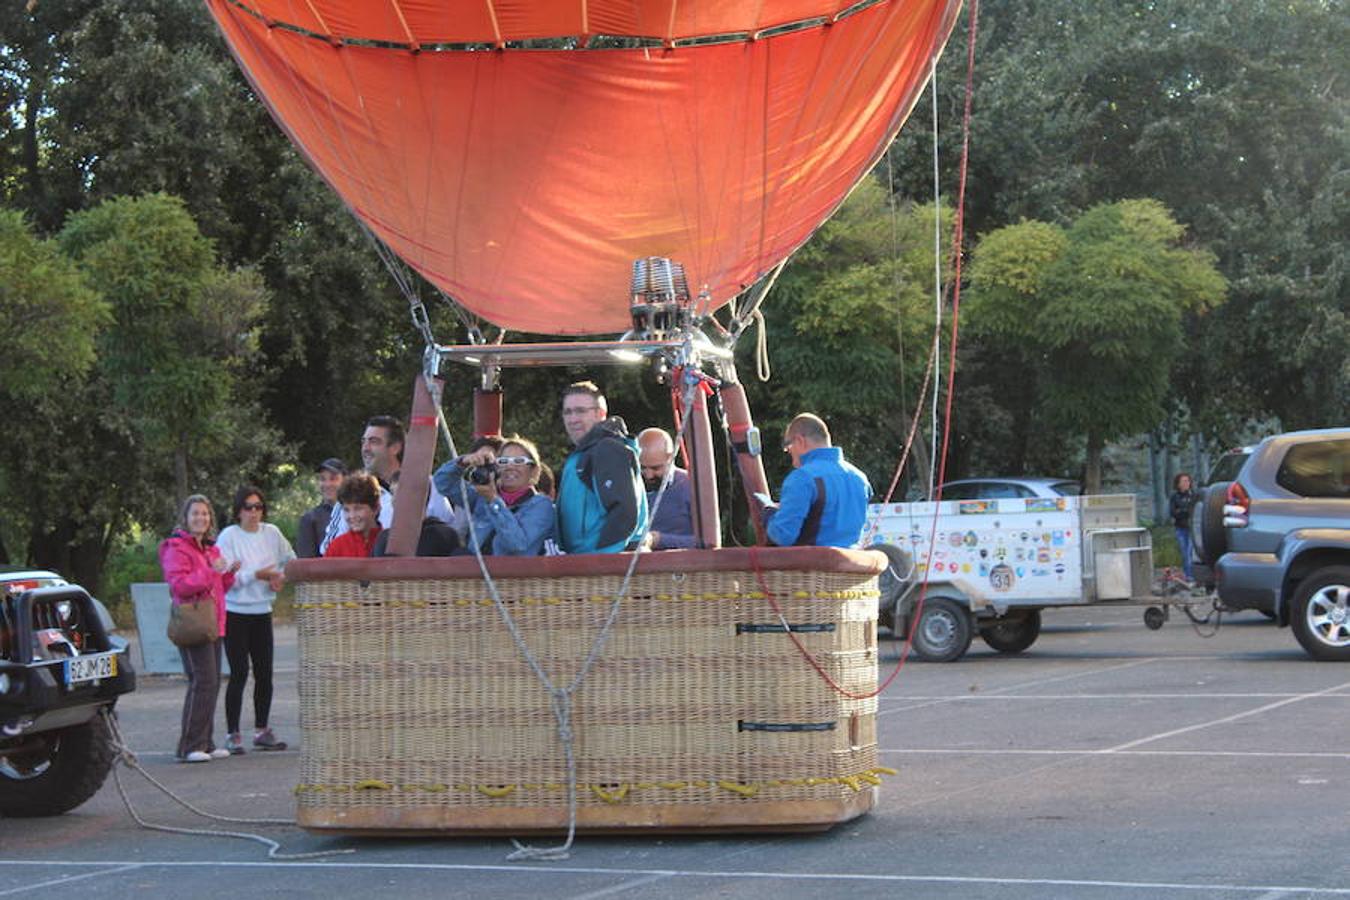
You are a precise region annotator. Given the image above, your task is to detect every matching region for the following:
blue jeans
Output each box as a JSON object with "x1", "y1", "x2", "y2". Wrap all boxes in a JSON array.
[{"x1": 1174, "y1": 527, "x2": 1194, "y2": 580}]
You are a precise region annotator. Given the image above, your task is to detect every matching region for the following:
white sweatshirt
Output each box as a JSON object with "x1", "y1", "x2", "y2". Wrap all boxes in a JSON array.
[{"x1": 216, "y1": 523, "x2": 296, "y2": 615}]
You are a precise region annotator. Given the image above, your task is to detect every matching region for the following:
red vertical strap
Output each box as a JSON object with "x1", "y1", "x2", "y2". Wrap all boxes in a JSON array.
[
  {"x1": 686, "y1": 390, "x2": 722, "y2": 550},
  {"x1": 719, "y1": 382, "x2": 771, "y2": 545},
  {"x1": 473, "y1": 387, "x2": 503, "y2": 439},
  {"x1": 386, "y1": 376, "x2": 441, "y2": 557}
]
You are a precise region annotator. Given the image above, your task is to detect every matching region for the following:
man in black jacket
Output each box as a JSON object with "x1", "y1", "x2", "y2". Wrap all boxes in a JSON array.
[
  {"x1": 295, "y1": 458, "x2": 346, "y2": 558},
  {"x1": 555, "y1": 381, "x2": 647, "y2": 554}
]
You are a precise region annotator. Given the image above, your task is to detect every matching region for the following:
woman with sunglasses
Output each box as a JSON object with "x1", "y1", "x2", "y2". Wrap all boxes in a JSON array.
[
  {"x1": 216, "y1": 485, "x2": 296, "y2": 755},
  {"x1": 433, "y1": 435, "x2": 555, "y2": 556}
]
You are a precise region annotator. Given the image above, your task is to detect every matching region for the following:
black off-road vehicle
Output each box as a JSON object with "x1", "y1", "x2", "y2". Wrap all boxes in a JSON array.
[{"x1": 1, "y1": 569, "x2": 136, "y2": 816}]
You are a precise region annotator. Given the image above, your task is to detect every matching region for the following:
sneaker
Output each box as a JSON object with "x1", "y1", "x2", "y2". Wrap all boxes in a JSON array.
[
  {"x1": 225, "y1": 733, "x2": 246, "y2": 756},
  {"x1": 253, "y1": 727, "x2": 287, "y2": 751},
  {"x1": 182, "y1": 750, "x2": 212, "y2": 763},
  {"x1": 209, "y1": 747, "x2": 231, "y2": 760}
]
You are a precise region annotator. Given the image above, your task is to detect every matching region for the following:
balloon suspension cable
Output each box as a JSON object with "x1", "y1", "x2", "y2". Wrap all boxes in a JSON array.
[
  {"x1": 725, "y1": 259, "x2": 787, "y2": 382},
  {"x1": 763, "y1": 0, "x2": 981, "y2": 703},
  {"x1": 427, "y1": 356, "x2": 706, "y2": 861}
]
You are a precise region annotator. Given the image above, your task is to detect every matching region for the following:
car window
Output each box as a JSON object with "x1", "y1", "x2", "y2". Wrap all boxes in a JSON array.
[
  {"x1": 1050, "y1": 481, "x2": 1080, "y2": 496},
  {"x1": 1206, "y1": 450, "x2": 1251, "y2": 485},
  {"x1": 941, "y1": 483, "x2": 977, "y2": 500},
  {"x1": 1275, "y1": 439, "x2": 1350, "y2": 498}
]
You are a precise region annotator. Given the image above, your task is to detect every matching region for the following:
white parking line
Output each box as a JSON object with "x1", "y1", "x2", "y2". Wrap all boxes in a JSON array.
[
  {"x1": 878, "y1": 658, "x2": 1161, "y2": 716},
  {"x1": 884, "y1": 692, "x2": 1350, "y2": 700},
  {"x1": 0, "y1": 864, "x2": 144, "y2": 897},
  {"x1": 1, "y1": 860, "x2": 1347, "y2": 895},
  {"x1": 1104, "y1": 679, "x2": 1350, "y2": 752},
  {"x1": 880, "y1": 748, "x2": 1350, "y2": 759}
]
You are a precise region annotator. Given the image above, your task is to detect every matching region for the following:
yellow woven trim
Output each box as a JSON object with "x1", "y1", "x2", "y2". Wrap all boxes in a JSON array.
[
  {"x1": 295, "y1": 589, "x2": 878, "y2": 612},
  {"x1": 294, "y1": 767, "x2": 896, "y2": 800}
]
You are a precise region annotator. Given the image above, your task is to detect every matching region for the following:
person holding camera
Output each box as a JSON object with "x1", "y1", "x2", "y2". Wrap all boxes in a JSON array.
[{"x1": 433, "y1": 435, "x2": 556, "y2": 556}]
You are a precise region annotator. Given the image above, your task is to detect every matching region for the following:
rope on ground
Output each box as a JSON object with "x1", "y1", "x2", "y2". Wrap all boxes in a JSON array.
[{"x1": 100, "y1": 709, "x2": 353, "y2": 861}]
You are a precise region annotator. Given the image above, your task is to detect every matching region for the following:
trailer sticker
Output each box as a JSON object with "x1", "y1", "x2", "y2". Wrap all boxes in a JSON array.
[{"x1": 990, "y1": 564, "x2": 1016, "y2": 591}]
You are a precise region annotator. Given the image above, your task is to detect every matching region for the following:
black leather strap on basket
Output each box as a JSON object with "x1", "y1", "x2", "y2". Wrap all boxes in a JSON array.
[
  {"x1": 738, "y1": 721, "x2": 837, "y2": 732},
  {"x1": 735, "y1": 623, "x2": 836, "y2": 634}
]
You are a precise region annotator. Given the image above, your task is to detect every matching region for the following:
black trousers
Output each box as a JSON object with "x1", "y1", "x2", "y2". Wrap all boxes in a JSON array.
[{"x1": 224, "y1": 611, "x2": 274, "y2": 734}]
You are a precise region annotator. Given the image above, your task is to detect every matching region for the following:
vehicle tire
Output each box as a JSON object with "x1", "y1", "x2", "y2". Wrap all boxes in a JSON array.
[
  {"x1": 869, "y1": 543, "x2": 913, "y2": 633},
  {"x1": 1289, "y1": 567, "x2": 1350, "y2": 662},
  {"x1": 910, "y1": 597, "x2": 973, "y2": 662},
  {"x1": 0, "y1": 713, "x2": 116, "y2": 817},
  {"x1": 979, "y1": 609, "x2": 1042, "y2": 654},
  {"x1": 1191, "y1": 482, "x2": 1230, "y2": 566}
]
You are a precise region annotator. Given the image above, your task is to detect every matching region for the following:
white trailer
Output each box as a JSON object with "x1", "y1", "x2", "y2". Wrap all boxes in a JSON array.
[{"x1": 864, "y1": 494, "x2": 1159, "y2": 661}]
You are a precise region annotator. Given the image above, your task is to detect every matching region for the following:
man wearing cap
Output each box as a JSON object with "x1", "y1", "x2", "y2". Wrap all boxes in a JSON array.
[{"x1": 296, "y1": 458, "x2": 347, "y2": 558}]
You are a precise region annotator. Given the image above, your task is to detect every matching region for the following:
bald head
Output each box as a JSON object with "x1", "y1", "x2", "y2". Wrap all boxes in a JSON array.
[
  {"x1": 638, "y1": 427, "x2": 676, "y2": 490},
  {"x1": 783, "y1": 413, "x2": 831, "y2": 469}
]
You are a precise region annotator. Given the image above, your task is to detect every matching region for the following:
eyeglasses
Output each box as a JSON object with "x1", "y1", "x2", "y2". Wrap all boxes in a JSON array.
[
  {"x1": 782, "y1": 437, "x2": 797, "y2": 451},
  {"x1": 495, "y1": 455, "x2": 535, "y2": 467},
  {"x1": 242, "y1": 502, "x2": 266, "y2": 512},
  {"x1": 561, "y1": 406, "x2": 599, "y2": 416}
]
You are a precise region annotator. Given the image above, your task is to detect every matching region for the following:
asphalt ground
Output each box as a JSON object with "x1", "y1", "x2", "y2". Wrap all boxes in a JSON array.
[{"x1": 2, "y1": 604, "x2": 1348, "y2": 899}]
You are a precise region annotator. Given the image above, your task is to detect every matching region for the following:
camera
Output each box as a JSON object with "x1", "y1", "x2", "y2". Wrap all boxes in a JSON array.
[{"x1": 468, "y1": 464, "x2": 497, "y2": 486}]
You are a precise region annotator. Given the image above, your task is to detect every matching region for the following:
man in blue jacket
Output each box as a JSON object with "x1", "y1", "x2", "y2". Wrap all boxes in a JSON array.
[
  {"x1": 763, "y1": 413, "x2": 872, "y2": 548},
  {"x1": 556, "y1": 381, "x2": 648, "y2": 554}
]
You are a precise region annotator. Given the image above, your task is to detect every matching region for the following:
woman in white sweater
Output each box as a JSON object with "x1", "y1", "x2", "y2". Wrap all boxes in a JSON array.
[{"x1": 216, "y1": 485, "x2": 296, "y2": 754}]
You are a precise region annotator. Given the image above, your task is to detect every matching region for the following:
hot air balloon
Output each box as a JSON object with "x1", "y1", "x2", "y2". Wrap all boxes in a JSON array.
[{"x1": 208, "y1": 0, "x2": 963, "y2": 839}]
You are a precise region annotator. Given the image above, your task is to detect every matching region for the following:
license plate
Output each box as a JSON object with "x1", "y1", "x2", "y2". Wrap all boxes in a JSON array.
[{"x1": 65, "y1": 652, "x2": 117, "y2": 685}]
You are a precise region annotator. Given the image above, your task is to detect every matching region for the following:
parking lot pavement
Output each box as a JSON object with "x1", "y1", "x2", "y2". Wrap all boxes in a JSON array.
[{"x1": 3, "y1": 607, "x2": 1349, "y2": 899}]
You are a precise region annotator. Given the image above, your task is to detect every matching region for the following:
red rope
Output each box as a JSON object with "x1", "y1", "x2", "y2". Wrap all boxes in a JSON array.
[{"x1": 754, "y1": 0, "x2": 981, "y2": 700}]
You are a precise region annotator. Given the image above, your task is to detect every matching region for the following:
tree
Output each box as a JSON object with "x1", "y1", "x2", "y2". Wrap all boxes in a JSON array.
[
  {"x1": 0, "y1": 208, "x2": 108, "y2": 402},
  {"x1": 58, "y1": 193, "x2": 278, "y2": 502},
  {"x1": 965, "y1": 199, "x2": 1225, "y2": 491},
  {"x1": 747, "y1": 177, "x2": 954, "y2": 497},
  {"x1": 0, "y1": 208, "x2": 109, "y2": 563},
  {"x1": 0, "y1": 193, "x2": 287, "y2": 588},
  {"x1": 890, "y1": 0, "x2": 1348, "y2": 442}
]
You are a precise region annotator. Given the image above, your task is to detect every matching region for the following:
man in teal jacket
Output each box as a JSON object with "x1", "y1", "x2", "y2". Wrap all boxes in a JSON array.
[
  {"x1": 556, "y1": 381, "x2": 648, "y2": 554},
  {"x1": 763, "y1": 413, "x2": 872, "y2": 548}
]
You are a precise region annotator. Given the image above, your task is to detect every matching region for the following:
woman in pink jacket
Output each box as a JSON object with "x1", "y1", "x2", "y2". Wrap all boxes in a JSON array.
[{"x1": 158, "y1": 494, "x2": 240, "y2": 763}]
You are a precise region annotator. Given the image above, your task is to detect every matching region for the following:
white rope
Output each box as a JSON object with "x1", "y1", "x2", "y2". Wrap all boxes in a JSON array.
[
  {"x1": 101, "y1": 710, "x2": 352, "y2": 861},
  {"x1": 927, "y1": 58, "x2": 942, "y2": 500},
  {"x1": 426, "y1": 368, "x2": 702, "y2": 860}
]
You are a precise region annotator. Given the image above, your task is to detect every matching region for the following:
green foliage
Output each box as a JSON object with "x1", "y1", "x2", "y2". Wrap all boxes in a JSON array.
[
  {"x1": 965, "y1": 199, "x2": 1226, "y2": 488},
  {"x1": 747, "y1": 178, "x2": 953, "y2": 491},
  {"x1": 0, "y1": 208, "x2": 109, "y2": 400}
]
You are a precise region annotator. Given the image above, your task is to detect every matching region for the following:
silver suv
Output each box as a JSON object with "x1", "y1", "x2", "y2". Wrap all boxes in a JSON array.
[{"x1": 1198, "y1": 428, "x2": 1350, "y2": 661}]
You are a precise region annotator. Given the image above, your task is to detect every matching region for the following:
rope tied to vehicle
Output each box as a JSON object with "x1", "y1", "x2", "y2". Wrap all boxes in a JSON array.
[{"x1": 100, "y1": 709, "x2": 353, "y2": 861}]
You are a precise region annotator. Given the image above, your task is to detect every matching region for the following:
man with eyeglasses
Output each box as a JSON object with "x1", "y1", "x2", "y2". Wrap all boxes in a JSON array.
[
  {"x1": 555, "y1": 381, "x2": 647, "y2": 554},
  {"x1": 763, "y1": 413, "x2": 872, "y2": 548}
]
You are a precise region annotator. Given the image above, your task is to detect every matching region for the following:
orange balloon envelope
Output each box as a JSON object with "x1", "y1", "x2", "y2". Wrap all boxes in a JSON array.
[{"x1": 207, "y1": 0, "x2": 962, "y2": 335}]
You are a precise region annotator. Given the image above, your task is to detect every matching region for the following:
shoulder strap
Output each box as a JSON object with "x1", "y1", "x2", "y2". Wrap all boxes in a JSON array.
[{"x1": 796, "y1": 477, "x2": 827, "y2": 546}]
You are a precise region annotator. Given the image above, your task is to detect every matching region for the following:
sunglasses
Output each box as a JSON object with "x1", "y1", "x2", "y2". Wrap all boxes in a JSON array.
[
  {"x1": 242, "y1": 502, "x2": 266, "y2": 512},
  {"x1": 495, "y1": 455, "x2": 535, "y2": 467}
]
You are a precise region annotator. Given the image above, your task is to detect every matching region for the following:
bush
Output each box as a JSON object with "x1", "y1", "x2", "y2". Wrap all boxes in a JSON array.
[{"x1": 99, "y1": 531, "x2": 164, "y2": 629}]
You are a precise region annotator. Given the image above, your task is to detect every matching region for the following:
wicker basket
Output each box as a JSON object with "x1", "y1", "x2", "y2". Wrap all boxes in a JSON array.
[{"x1": 287, "y1": 547, "x2": 889, "y2": 834}]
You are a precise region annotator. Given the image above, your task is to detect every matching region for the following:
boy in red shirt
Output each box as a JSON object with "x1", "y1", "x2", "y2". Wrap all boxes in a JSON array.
[{"x1": 324, "y1": 473, "x2": 383, "y2": 558}]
